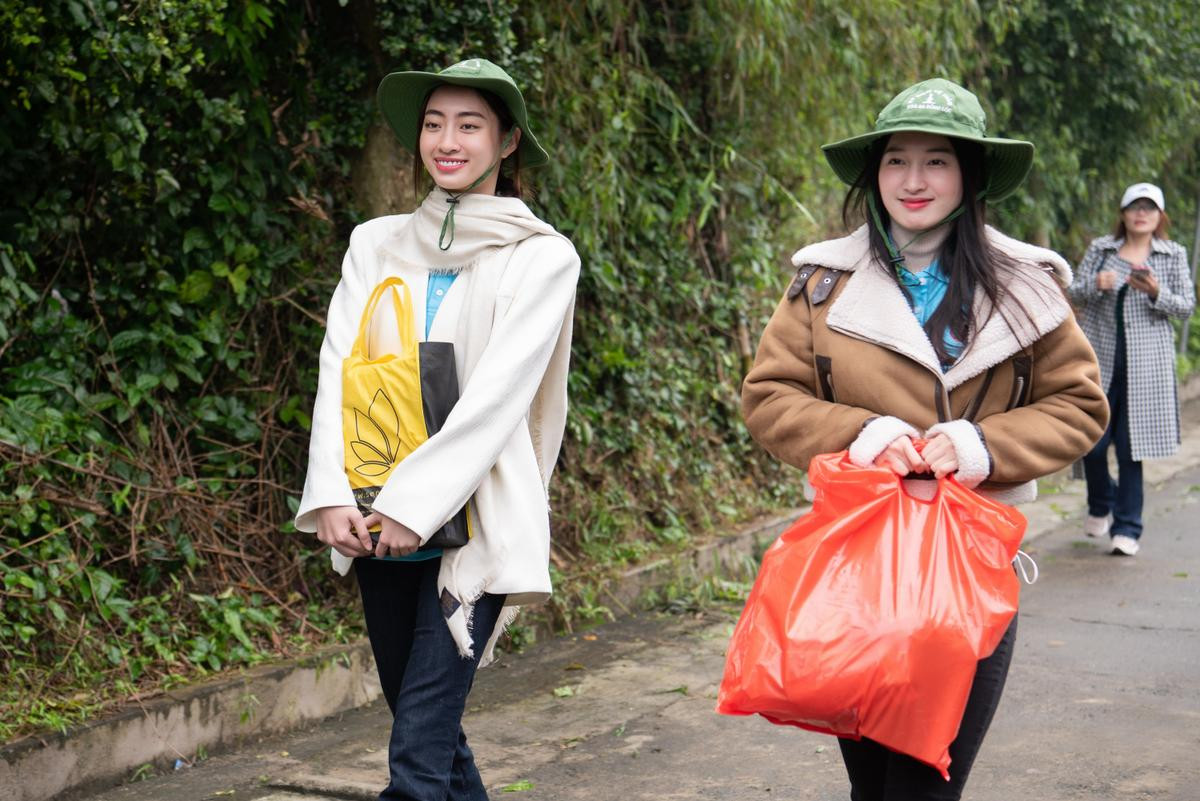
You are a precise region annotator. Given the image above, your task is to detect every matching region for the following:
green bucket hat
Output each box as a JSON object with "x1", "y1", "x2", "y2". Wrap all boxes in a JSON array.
[
  {"x1": 822, "y1": 78, "x2": 1034, "y2": 202},
  {"x1": 377, "y1": 58, "x2": 549, "y2": 168}
]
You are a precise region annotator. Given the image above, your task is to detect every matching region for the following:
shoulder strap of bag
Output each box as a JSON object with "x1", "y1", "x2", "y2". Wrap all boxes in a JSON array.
[{"x1": 353, "y1": 276, "x2": 415, "y2": 360}]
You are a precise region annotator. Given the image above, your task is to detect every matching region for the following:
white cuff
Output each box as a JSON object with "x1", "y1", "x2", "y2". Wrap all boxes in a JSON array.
[
  {"x1": 925, "y1": 419, "x2": 991, "y2": 488},
  {"x1": 848, "y1": 416, "x2": 920, "y2": 467}
]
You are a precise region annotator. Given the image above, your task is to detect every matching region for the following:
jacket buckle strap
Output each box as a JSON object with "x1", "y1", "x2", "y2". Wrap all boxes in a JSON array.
[
  {"x1": 787, "y1": 265, "x2": 818, "y2": 300},
  {"x1": 809, "y1": 268, "x2": 846, "y2": 305}
]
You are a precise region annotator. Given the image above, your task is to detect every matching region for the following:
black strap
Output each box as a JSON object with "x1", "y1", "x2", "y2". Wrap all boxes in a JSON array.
[
  {"x1": 810, "y1": 269, "x2": 844, "y2": 305},
  {"x1": 787, "y1": 265, "x2": 845, "y2": 304},
  {"x1": 787, "y1": 265, "x2": 818, "y2": 300}
]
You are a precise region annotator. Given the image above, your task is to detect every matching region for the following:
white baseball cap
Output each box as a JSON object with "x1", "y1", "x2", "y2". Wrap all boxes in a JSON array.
[{"x1": 1120, "y1": 182, "x2": 1165, "y2": 211}]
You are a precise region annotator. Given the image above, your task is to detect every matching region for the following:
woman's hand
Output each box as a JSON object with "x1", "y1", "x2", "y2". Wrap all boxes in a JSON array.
[
  {"x1": 873, "y1": 436, "x2": 926, "y2": 475},
  {"x1": 1127, "y1": 268, "x2": 1159, "y2": 300},
  {"x1": 920, "y1": 433, "x2": 960, "y2": 479},
  {"x1": 363, "y1": 511, "x2": 422, "y2": 558},
  {"x1": 315, "y1": 506, "x2": 374, "y2": 558},
  {"x1": 1096, "y1": 271, "x2": 1116, "y2": 291}
]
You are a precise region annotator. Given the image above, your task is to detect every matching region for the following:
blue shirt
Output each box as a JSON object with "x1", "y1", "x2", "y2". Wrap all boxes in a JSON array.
[
  {"x1": 897, "y1": 259, "x2": 962, "y2": 367},
  {"x1": 425, "y1": 272, "x2": 457, "y2": 337},
  {"x1": 383, "y1": 273, "x2": 459, "y2": 563}
]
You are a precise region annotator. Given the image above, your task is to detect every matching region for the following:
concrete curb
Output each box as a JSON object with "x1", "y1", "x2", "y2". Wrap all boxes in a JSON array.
[
  {"x1": 6, "y1": 376, "x2": 1199, "y2": 801},
  {"x1": 0, "y1": 643, "x2": 380, "y2": 801}
]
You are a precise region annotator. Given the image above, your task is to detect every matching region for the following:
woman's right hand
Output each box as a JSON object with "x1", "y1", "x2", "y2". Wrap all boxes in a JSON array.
[
  {"x1": 315, "y1": 506, "x2": 374, "y2": 558},
  {"x1": 873, "y1": 436, "x2": 927, "y2": 475},
  {"x1": 1096, "y1": 271, "x2": 1116, "y2": 291}
]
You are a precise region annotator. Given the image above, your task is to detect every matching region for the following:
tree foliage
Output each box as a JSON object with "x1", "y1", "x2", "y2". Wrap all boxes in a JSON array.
[{"x1": 2, "y1": 0, "x2": 1198, "y2": 740}]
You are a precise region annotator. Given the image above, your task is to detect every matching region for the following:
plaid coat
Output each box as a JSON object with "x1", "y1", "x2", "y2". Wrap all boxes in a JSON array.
[{"x1": 1067, "y1": 235, "x2": 1196, "y2": 460}]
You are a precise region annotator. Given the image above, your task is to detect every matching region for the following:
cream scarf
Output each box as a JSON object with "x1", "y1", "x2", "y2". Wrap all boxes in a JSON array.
[{"x1": 378, "y1": 188, "x2": 562, "y2": 273}]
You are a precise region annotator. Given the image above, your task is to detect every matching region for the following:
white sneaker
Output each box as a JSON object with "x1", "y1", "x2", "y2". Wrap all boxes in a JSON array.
[
  {"x1": 1111, "y1": 534, "x2": 1140, "y2": 556},
  {"x1": 1084, "y1": 514, "x2": 1112, "y2": 538}
]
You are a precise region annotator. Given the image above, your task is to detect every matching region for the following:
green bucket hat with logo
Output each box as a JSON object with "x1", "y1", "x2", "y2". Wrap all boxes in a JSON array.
[
  {"x1": 822, "y1": 78, "x2": 1034, "y2": 202},
  {"x1": 377, "y1": 58, "x2": 549, "y2": 168}
]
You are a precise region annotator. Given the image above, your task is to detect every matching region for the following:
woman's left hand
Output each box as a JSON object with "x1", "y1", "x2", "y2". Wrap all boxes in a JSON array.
[
  {"x1": 362, "y1": 511, "x2": 422, "y2": 557},
  {"x1": 1127, "y1": 268, "x2": 1159, "y2": 300},
  {"x1": 920, "y1": 433, "x2": 959, "y2": 479}
]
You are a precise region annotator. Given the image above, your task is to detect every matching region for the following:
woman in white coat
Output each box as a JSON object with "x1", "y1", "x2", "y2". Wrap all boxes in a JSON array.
[
  {"x1": 295, "y1": 58, "x2": 580, "y2": 800},
  {"x1": 1069, "y1": 183, "x2": 1195, "y2": 556}
]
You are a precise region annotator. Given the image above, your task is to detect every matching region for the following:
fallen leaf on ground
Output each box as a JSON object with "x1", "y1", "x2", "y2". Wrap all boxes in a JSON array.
[{"x1": 502, "y1": 779, "x2": 535, "y2": 792}]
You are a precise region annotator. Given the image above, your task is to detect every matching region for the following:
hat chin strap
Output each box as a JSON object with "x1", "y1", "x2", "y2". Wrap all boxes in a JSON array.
[
  {"x1": 437, "y1": 128, "x2": 517, "y2": 251},
  {"x1": 868, "y1": 193, "x2": 973, "y2": 275}
]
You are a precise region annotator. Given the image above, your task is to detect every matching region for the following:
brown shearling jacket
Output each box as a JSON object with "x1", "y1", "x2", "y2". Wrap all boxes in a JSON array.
[{"x1": 743, "y1": 225, "x2": 1108, "y2": 503}]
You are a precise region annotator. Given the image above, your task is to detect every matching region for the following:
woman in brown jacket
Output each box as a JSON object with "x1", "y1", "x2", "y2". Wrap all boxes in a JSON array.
[{"x1": 742, "y1": 78, "x2": 1107, "y2": 801}]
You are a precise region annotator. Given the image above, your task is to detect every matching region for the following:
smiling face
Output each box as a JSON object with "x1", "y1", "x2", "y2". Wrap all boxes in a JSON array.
[
  {"x1": 877, "y1": 131, "x2": 964, "y2": 232},
  {"x1": 418, "y1": 85, "x2": 520, "y2": 195},
  {"x1": 1121, "y1": 198, "x2": 1162, "y2": 237}
]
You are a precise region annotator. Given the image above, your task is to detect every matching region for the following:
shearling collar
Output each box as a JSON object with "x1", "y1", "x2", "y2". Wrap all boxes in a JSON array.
[
  {"x1": 793, "y1": 224, "x2": 1074, "y2": 390},
  {"x1": 792, "y1": 224, "x2": 1073, "y2": 285}
]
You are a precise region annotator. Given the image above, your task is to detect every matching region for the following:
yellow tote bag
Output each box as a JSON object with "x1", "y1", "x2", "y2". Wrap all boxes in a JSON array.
[{"x1": 341, "y1": 276, "x2": 471, "y2": 549}]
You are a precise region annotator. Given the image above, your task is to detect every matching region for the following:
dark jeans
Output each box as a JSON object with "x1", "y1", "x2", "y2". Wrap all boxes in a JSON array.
[
  {"x1": 1082, "y1": 344, "x2": 1143, "y2": 539},
  {"x1": 836, "y1": 615, "x2": 1018, "y2": 801},
  {"x1": 355, "y1": 556, "x2": 505, "y2": 801}
]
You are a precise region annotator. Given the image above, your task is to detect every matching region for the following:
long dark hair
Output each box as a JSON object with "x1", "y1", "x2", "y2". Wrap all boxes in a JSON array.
[
  {"x1": 841, "y1": 136, "x2": 1030, "y2": 365},
  {"x1": 411, "y1": 87, "x2": 524, "y2": 198}
]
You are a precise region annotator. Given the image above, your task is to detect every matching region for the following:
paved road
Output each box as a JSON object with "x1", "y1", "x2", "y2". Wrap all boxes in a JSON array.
[{"x1": 84, "y1": 459, "x2": 1200, "y2": 801}]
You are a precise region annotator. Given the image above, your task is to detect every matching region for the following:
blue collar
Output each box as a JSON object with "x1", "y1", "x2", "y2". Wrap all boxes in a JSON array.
[{"x1": 897, "y1": 258, "x2": 949, "y2": 288}]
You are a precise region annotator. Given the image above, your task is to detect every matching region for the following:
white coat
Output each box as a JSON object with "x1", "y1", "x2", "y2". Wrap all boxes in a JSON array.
[{"x1": 296, "y1": 191, "x2": 581, "y2": 664}]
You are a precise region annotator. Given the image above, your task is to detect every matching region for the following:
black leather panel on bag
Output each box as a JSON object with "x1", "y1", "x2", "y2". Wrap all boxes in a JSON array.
[
  {"x1": 419, "y1": 341, "x2": 459, "y2": 435},
  {"x1": 815, "y1": 355, "x2": 836, "y2": 402},
  {"x1": 417, "y1": 341, "x2": 470, "y2": 550}
]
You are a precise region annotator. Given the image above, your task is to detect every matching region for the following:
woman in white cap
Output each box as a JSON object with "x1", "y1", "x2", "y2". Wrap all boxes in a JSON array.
[
  {"x1": 1069, "y1": 183, "x2": 1196, "y2": 555},
  {"x1": 294, "y1": 58, "x2": 580, "y2": 799},
  {"x1": 742, "y1": 77, "x2": 1107, "y2": 800}
]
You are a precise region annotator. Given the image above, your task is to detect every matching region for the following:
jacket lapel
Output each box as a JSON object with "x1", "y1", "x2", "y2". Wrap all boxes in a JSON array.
[
  {"x1": 824, "y1": 263, "x2": 944, "y2": 376},
  {"x1": 943, "y1": 263, "x2": 1069, "y2": 389}
]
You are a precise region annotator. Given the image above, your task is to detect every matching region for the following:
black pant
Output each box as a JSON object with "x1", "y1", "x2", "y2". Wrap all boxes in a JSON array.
[
  {"x1": 355, "y1": 556, "x2": 506, "y2": 801},
  {"x1": 1082, "y1": 336, "x2": 1144, "y2": 539},
  {"x1": 836, "y1": 614, "x2": 1018, "y2": 801}
]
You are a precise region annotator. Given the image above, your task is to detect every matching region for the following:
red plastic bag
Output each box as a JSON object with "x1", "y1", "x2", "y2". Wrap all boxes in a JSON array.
[{"x1": 716, "y1": 450, "x2": 1025, "y2": 779}]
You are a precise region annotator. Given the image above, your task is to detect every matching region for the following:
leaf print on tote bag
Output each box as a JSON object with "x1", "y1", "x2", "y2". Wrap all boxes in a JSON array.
[{"x1": 350, "y1": 389, "x2": 400, "y2": 476}]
